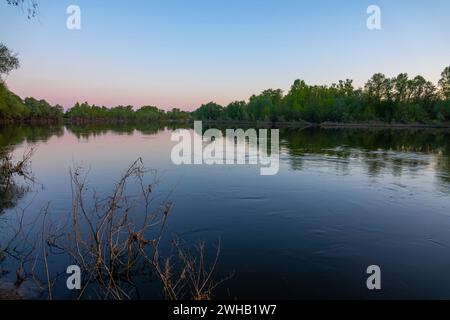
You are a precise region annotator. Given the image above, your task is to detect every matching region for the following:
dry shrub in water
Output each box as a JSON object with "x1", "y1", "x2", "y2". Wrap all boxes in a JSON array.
[
  {"x1": 39, "y1": 158, "x2": 229, "y2": 300},
  {"x1": 0, "y1": 156, "x2": 229, "y2": 299},
  {"x1": 154, "y1": 237, "x2": 233, "y2": 300},
  {"x1": 0, "y1": 147, "x2": 34, "y2": 188},
  {"x1": 0, "y1": 148, "x2": 35, "y2": 213}
]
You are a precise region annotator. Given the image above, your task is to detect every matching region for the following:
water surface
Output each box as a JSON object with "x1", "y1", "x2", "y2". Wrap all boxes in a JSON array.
[{"x1": 1, "y1": 124, "x2": 450, "y2": 299}]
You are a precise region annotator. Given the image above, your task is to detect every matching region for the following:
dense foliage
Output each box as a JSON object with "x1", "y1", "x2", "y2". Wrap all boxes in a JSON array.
[
  {"x1": 0, "y1": 82, "x2": 64, "y2": 122},
  {"x1": 193, "y1": 67, "x2": 450, "y2": 124},
  {"x1": 65, "y1": 102, "x2": 191, "y2": 122},
  {"x1": 1, "y1": 39, "x2": 449, "y2": 124},
  {"x1": 0, "y1": 43, "x2": 19, "y2": 77}
]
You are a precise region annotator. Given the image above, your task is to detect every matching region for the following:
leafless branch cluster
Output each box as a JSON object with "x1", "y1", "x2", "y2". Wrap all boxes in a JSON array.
[
  {"x1": 153, "y1": 237, "x2": 234, "y2": 300},
  {"x1": 0, "y1": 148, "x2": 34, "y2": 185},
  {"x1": 49, "y1": 158, "x2": 169, "y2": 299},
  {"x1": 1, "y1": 157, "x2": 229, "y2": 300},
  {"x1": 5, "y1": 0, "x2": 38, "y2": 19},
  {"x1": 0, "y1": 200, "x2": 47, "y2": 299},
  {"x1": 0, "y1": 148, "x2": 35, "y2": 214},
  {"x1": 40, "y1": 159, "x2": 228, "y2": 300}
]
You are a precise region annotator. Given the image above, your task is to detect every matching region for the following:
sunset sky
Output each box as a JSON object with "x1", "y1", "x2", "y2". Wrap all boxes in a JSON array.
[{"x1": 1, "y1": 0, "x2": 449, "y2": 111}]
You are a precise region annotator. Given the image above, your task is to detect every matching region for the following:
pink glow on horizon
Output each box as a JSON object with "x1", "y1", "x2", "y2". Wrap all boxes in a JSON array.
[{"x1": 6, "y1": 74, "x2": 257, "y2": 111}]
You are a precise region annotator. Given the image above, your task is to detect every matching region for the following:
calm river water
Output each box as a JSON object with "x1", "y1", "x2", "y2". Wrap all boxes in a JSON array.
[{"x1": 1, "y1": 124, "x2": 450, "y2": 299}]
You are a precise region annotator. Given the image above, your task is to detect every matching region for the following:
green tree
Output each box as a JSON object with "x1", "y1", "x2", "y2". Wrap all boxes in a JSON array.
[
  {"x1": 365, "y1": 73, "x2": 388, "y2": 102},
  {"x1": 283, "y1": 79, "x2": 309, "y2": 121},
  {"x1": 0, "y1": 43, "x2": 19, "y2": 80},
  {"x1": 167, "y1": 108, "x2": 191, "y2": 120},
  {"x1": 0, "y1": 82, "x2": 29, "y2": 120},
  {"x1": 224, "y1": 101, "x2": 247, "y2": 120},
  {"x1": 394, "y1": 73, "x2": 409, "y2": 103},
  {"x1": 135, "y1": 105, "x2": 165, "y2": 121},
  {"x1": 192, "y1": 102, "x2": 224, "y2": 120},
  {"x1": 439, "y1": 66, "x2": 450, "y2": 99}
]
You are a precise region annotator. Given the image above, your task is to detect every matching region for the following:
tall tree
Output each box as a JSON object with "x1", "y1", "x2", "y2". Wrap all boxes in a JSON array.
[
  {"x1": 439, "y1": 66, "x2": 450, "y2": 99},
  {"x1": 394, "y1": 73, "x2": 409, "y2": 103},
  {"x1": 365, "y1": 73, "x2": 388, "y2": 101},
  {"x1": 0, "y1": 43, "x2": 20, "y2": 81}
]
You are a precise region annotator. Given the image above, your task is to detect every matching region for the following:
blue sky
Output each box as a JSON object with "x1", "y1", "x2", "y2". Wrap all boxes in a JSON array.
[{"x1": 0, "y1": 0, "x2": 449, "y2": 110}]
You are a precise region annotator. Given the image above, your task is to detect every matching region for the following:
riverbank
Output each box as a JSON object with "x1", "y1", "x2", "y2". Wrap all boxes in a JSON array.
[
  {"x1": 0, "y1": 118, "x2": 62, "y2": 125},
  {"x1": 200, "y1": 120, "x2": 450, "y2": 130},
  {"x1": 65, "y1": 118, "x2": 191, "y2": 125},
  {"x1": 2, "y1": 118, "x2": 450, "y2": 130},
  {"x1": 318, "y1": 121, "x2": 450, "y2": 129}
]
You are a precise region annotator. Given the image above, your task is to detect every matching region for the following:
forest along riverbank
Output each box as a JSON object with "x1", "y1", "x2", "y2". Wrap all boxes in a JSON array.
[
  {"x1": 2, "y1": 120, "x2": 450, "y2": 131},
  {"x1": 198, "y1": 120, "x2": 450, "y2": 130}
]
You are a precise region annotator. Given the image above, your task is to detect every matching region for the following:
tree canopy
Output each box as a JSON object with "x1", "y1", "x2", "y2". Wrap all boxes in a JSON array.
[
  {"x1": 191, "y1": 67, "x2": 450, "y2": 124},
  {"x1": 0, "y1": 43, "x2": 19, "y2": 80},
  {"x1": 1, "y1": 43, "x2": 449, "y2": 124},
  {"x1": 439, "y1": 66, "x2": 450, "y2": 100}
]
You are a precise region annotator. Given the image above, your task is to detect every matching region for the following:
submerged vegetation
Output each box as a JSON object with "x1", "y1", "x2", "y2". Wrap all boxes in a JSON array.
[
  {"x1": 0, "y1": 147, "x2": 34, "y2": 213},
  {"x1": 1, "y1": 117, "x2": 450, "y2": 299},
  {"x1": 0, "y1": 156, "x2": 228, "y2": 300}
]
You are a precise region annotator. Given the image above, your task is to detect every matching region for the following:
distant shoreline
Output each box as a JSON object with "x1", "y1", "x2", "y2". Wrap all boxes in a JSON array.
[
  {"x1": 199, "y1": 120, "x2": 450, "y2": 130},
  {"x1": 2, "y1": 119, "x2": 450, "y2": 130}
]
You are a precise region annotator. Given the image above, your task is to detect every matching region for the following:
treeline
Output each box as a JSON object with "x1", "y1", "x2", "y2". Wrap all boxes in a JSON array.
[
  {"x1": 0, "y1": 82, "x2": 64, "y2": 123},
  {"x1": 1, "y1": 43, "x2": 450, "y2": 124},
  {"x1": 193, "y1": 67, "x2": 450, "y2": 124},
  {"x1": 0, "y1": 84, "x2": 191, "y2": 123},
  {"x1": 65, "y1": 102, "x2": 190, "y2": 123},
  {"x1": 2, "y1": 66, "x2": 450, "y2": 125}
]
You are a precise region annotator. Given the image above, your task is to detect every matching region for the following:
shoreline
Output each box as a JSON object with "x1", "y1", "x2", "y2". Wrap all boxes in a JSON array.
[
  {"x1": 200, "y1": 120, "x2": 450, "y2": 130},
  {"x1": 2, "y1": 119, "x2": 450, "y2": 130}
]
